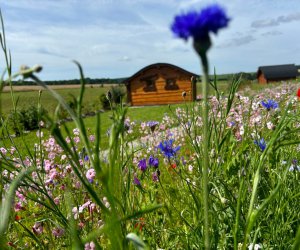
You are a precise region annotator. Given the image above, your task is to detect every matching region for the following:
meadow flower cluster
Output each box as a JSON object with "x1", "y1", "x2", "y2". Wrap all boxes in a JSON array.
[{"x1": 1, "y1": 81, "x2": 299, "y2": 248}]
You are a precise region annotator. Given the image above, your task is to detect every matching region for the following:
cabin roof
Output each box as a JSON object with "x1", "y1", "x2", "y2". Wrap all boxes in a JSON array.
[
  {"x1": 257, "y1": 64, "x2": 298, "y2": 80},
  {"x1": 125, "y1": 63, "x2": 198, "y2": 84}
]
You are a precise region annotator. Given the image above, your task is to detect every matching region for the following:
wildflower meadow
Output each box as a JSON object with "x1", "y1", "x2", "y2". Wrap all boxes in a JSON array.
[{"x1": 0, "y1": 4, "x2": 300, "y2": 250}]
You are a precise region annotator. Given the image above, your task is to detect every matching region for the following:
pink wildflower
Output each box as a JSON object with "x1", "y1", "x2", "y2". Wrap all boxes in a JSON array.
[
  {"x1": 14, "y1": 202, "x2": 24, "y2": 212},
  {"x1": 72, "y1": 207, "x2": 79, "y2": 219},
  {"x1": 49, "y1": 168, "x2": 58, "y2": 180},
  {"x1": 89, "y1": 135, "x2": 95, "y2": 142},
  {"x1": 54, "y1": 197, "x2": 60, "y2": 205},
  {"x1": 32, "y1": 172, "x2": 38, "y2": 179},
  {"x1": 0, "y1": 147, "x2": 7, "y2": 155},
  {"x1": 32, "y1": 222, "x2": 43, "y2": 235},
  {"x1": 10, "y1": 147, "x2": 16, "y2": 154},
  {"x1": 48, "y1": 152, "x2": 56, "y2": 160},
  {"x1": 74, "y1": 136, "x2": 80, "y2": 144},
  {"x1": 44, "y1": 160, "x2": 52, "y2": 172},
  {"x1": 85, "y1": 242, "x2": 96, "y2": 250},
  {"x1": 52, "y1": 227, "x2": 65, "y2": 238},
  {"x1": 86, "y1": 169, "x2": 96, "y2": 183},
  {"x1": 16, "y1": 191, "x2": 26, "y2": 202},
  {"x1": 48, "y1": 137, "x2": 56, "y2": 146},
  {"x1": 73, "y1": 128, "x2": 80, "y2": 136}
]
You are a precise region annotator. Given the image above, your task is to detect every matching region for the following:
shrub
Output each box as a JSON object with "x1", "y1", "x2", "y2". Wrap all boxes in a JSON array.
[
  {"x1": 20, "y1": 105, "x2": 40, "y2": 131},
  {"x1": 100, "y1": 93, "x2": 111, "y2": 110},
  {"x1": 110, "y1": 86, "x2": 125, "y2": 104},
  {"x1": 100, "y1": 86, "x2": 126, "y2": 110},
  {"x1": 57, "y1": 99, "x2": 77, "y2": 120},
  {"x1": 7, "y1": 110, "x2": 24, "y2": 136},
  {"x1": 7, "y1": 106, "x2": 46, "y2": 134}
]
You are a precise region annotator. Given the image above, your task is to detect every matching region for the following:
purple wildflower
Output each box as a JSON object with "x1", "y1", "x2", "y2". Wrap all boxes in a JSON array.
[
  {"x1": 138, "y1": 158, "x2": 147, "y2": 171},
  {"x1": 133, "y1": 176, "x2": 141, "y2": 186},
  {"x1": 181, "y1": 156, "x2": 187, "y2": 165},
  {"x1": 148, "y1": 155, "x2": 159, "y2": 168},
  {"x1": 158, "y1": 139, "x2": 180, "y2": 159},
  {"x1": 261, "y1": 99, "x2": 278, "y2": 111},
  {"x1": 171, "y1": 4, "x2": 230, "y2": 41},
  {"x1": 124, "y1": 120, "x2": 131, "y2": 131},
  {"x1": 152, "y1": 171, "x2": 159, "y2": 182},
  {"x1": 254, "y1": 138, "x2": 266, "y2": 151},
  {"x1": 147, "y1": 121, "x2": 159, "y2": 132}
]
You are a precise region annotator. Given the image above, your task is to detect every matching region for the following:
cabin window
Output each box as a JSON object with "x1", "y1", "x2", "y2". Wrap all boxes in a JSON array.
[
  {"x1": 142, "y1": 76, "x2": 157, "y2": 92},
  {"x1": 165, "y1": 78, "x2": 179, "y2": 90}
]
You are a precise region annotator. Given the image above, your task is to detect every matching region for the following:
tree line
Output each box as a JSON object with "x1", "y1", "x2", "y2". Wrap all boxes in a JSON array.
[{"x1": 12, "y1": 77, "x2": 127, "y2": 86}]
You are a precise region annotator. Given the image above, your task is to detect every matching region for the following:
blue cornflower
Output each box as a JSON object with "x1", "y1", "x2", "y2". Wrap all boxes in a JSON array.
[
  {"x1": 138, "y1": 158, "x2": 147, "y2": 172},
  {"x1": 171, "y1": 4, "x2": 230, "y2": 41},
  {"x1": 158, "y1": 139, "x2": 180, "y2": 159},
  {"x1": 148, "y1": 155, "x2": 159, "y2": 168},
  {"x1": 261, "y1": 99, "x2": 278, "y2": 111},
  {"x1": 254, "y1": 138, "x2": 267, "y2": 151}
]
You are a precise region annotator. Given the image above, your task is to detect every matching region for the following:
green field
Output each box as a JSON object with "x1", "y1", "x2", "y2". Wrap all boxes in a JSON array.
[
  {"x1": 0, "y1": 80, "x2": 296, "y2": 152},
  {"x1": 0, "y1": 85, "x2": 112, "y2": 115}
]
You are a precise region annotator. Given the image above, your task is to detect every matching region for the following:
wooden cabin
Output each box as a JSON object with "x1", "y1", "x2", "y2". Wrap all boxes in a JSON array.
[
  {"x1": 125, "y1": 63, "x2": 197, "y2": 106},
  {"x1": 257, "y1": 64, "x2": 298, "y2": 84}
]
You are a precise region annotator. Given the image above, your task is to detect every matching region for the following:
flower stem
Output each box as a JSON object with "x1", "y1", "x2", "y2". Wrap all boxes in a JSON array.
[{"x1": 200, "y1": 52, "x2": 210, "y2": 250}]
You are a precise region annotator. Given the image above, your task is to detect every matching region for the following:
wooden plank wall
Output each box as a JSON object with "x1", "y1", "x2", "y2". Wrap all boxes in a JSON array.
[
  {"x1": 130, "y1": 67, "x2": 194, "y2": 106},
  {"x1": 258, "y1": 71, "x2": 267, "y2": 84}
]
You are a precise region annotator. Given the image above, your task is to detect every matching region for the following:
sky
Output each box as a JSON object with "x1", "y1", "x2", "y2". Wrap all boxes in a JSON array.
[{"x1": 0, "y1": 0, "x2": 300, "y2": 80}]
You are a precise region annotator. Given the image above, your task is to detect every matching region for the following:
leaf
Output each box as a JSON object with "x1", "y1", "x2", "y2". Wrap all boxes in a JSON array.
[
  {"x1": 126, "y1": 233, "x2": 147, "y2": 250},
  {"x1": 0, "y1": 167, "x2": 32, "y2": 247}
]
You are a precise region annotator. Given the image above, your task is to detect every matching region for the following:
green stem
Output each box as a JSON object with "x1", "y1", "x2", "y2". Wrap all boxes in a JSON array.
[{"x1": 200, "y1": 52, "x2": 210, "y2": 250}]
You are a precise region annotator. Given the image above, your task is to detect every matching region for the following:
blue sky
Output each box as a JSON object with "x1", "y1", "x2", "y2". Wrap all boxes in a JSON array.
[{"x1": 0, "y1": 0, "x2": 300, "y2": 80}]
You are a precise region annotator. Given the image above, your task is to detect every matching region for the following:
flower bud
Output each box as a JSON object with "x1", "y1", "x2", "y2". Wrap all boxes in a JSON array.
[
  {"x1": 33, "y1": 64, "x2": 43, "y2": 73},
  {"x1": 106, "y1": 91, "x2": 112, "y2": 100}
]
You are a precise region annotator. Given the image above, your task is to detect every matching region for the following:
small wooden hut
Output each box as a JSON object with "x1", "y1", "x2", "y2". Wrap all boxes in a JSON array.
[
  {"x1": 125, "y1": 63, "x2": 197, "y2": 106},
  {"x1": 257, "y1": 64, "x2": 298, "y2": 84}
]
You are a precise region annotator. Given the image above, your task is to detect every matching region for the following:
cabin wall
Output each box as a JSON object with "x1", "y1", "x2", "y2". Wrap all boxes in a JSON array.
[
  {"x1": 257, "y1": 71, "x2": 267, "y2": 84},
  {"x1": 129, "y1": 67, "x2": 194, "y2": 106}
]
